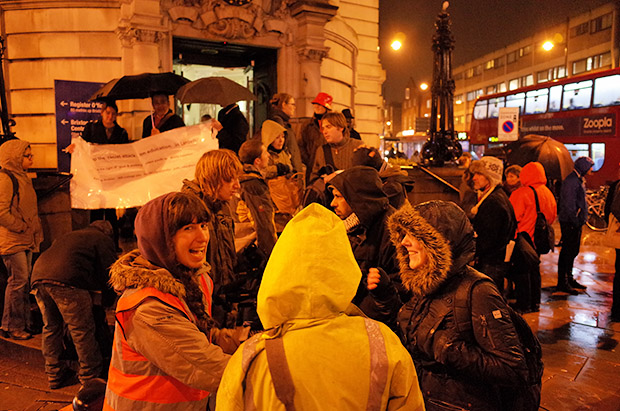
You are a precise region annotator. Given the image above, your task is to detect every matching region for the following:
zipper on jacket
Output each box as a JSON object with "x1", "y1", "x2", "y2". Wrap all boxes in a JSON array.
[{"x1": 480, "y1": 315, "x2": 496, "y2": 348}]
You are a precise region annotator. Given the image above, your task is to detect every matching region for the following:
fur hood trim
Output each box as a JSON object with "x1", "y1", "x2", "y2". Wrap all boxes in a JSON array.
[
  {"x1": 109, "y1": 250, "x2": 187, "y2": 299},
  {"x1": 388, "y1": 204, "x2": 452, "y2": 296}
]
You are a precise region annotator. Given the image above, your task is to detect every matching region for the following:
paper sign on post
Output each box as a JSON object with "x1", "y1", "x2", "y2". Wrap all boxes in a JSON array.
[{"x1": 498, "y1": 107, "x2": 520, "y2": 141}]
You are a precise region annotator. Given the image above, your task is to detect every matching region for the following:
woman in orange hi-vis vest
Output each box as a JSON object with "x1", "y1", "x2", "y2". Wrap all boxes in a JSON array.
[{"x1": 104, "y1": 192, "x2": 230, "y2": 410}]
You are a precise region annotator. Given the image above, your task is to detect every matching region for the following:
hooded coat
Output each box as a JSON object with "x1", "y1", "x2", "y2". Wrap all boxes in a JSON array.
[
  {"x1": 104, "y1": 193, "x2": 229, "y2": 411},
  {"x1": 0, "y1": 139, "x2": 43, "y2": 255},
  {"x1": 329, "y1": 166, "x2": 404, "y2": 326},
  {"x1": 509, "y1": 162, "x2": 557, "y2": 244},
  {"x1": 558, "y1": 161, "x2": 592, "y2": 226},
  {"x1": 391, "y1": 201, "x2": 528, "y2": 411},
  {"x1": 216, "y1": 204, "x2": 424, "y2": 411},
  {"x1": 269, "y1": 107, "x2": 303, "y2": 174}
]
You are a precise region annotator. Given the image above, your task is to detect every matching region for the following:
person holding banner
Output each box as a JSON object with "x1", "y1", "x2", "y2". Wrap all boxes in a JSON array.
[
  {"x1": 182, "y1": 149, "x2": 243, "y2": 328},
  {"x1": 142, "y1": 94, "x2": 185, "y2": 138}
]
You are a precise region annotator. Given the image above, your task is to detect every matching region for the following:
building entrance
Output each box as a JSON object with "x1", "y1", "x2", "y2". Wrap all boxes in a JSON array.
[{"x1": 173, "y1": 37, "x2": 277, "y2": 134}]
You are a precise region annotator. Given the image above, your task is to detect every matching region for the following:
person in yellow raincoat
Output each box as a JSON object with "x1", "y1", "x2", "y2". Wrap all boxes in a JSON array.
[{"x1": 216, "y1": 203, "x2": 424, "y2": 410}]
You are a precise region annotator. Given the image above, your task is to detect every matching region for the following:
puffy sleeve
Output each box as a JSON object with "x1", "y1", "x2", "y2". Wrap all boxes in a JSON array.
[{"x1": 125, "y1": 299, "x2": 230, "y2": 393}]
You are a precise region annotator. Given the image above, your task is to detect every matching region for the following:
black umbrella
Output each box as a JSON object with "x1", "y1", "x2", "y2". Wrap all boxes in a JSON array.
[
  {"x1": 505, "y1": 134, "x2": 574, "y2": 180},
  {"x1": 89, "y1": 72, "x2": 190, "y2": 101}
]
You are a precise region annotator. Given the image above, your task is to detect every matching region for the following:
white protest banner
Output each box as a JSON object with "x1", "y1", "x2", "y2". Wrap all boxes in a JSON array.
[{"x1": 70, "y1": 123, "x2": 219, "y2": 209}]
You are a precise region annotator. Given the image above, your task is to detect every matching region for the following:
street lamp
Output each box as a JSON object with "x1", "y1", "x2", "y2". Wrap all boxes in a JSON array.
[
  {"x1": 542, "y1": 41, "x2": 554, "y2": 51},
  {"x1": 420, "y1": 82, "x2": 429, "y2": 91},
  {"x1": 391, "y1": 40, "x2": 402, "y2": 51}
]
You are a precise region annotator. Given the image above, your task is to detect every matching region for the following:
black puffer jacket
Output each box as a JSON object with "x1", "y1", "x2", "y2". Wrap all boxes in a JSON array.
[
  {"x1": 329, "y1": 166, "x2": 402, "y2": 328},
  {"x1": 390, "y1": 201, "x2": 528, "y2": 411}
]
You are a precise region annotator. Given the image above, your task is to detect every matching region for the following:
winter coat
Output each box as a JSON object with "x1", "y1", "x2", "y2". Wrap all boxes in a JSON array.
[
  {"x1": 181, "y1": 179, "x2": 237, "y2": 297},
  {"x1": 238, "y1": 165, "x2": 277, "y2": 256},
  {"x1": 31, "y1": 224, "x2": 116, "y2": 294},
  {"x1": 0, "y1": 139, "x2": 43, "y2": 255},
  {"x1": 215, "y1": 204, "x2": 425, "y2": 411},
  {"x1": 390, "y1": 201, "x2": 529, "y2": 411},
  {"x1": 329, "y1": 166, "x2": 403, "y2": 326},
  {"x1": 509, "y1": 162, "x2": 557, "y2": 244},
  {"x1": 558, "y1": 170, "x2": 588, "y2": 226},
  {"x1": 141, "y1": 110, "x2": 185, "y2": 137},
  {"x1": 82, "y1": 120, "x2": 129, "y2": 145},
  {"x1": 299, "y1": 115, "x2": 324, "y2": 181},
  {"x1": 309, "y1": 135, "x2": 364, "y2": 184},
  {"x1": 471, "y1": 186, "x2": 517, "y2": 264},
  {"x1": 263, "y1": 146, "x2": 294, "y2": 180},
  {"x1": 605, "y1": 179, "x2": 620, "y2": 223},
  {"x1": 269, "y1": 108, "x2": 303, "y2": 173},
  {"x1": 217, "y1": 104, "x2": 249, "y2": 153},
  {"x1": 104, "y1": 251, "x2": 229, "y2": 410}
]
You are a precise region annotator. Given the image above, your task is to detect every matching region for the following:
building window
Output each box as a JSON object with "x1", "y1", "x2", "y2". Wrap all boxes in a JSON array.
[
  {"x1": 509, "y1": 78, "x2": 519, "y2": 90},
  {"x1": 519, "y1": 45, "x2": 531, "y2": 57},
  {"x1": 537, "y1": 70, "x2": 549, "y2": 83},
  {"x1": 485, "y1": 59, "x2": 495, "y2": 70},
  {"x1": 474, "y1": 64, "x2": 483, "y2": 76},
  {"x1": 520, "y1": 74, "x2": 534, "y2": 87},
  {"x1": 573, "y1": 52, "x2": 612, "y2": 75},
  {"x1": 498, "y1": 82, "x2": 507, "y2": 92},
  {"x1": 465, "y1": 67, "x2": 474, "y2": 79},
  {"x1": 494, "y1": 57, "x2": 505, "y2": 68},
  {"x1": 455, "y1": 94, "x2": 464, "y2": 103},
  {"x1": 570, "y1": 22, "x2": 589, "y2": 38},
  {"x1": 591, "y1": 13, "x2": 613, "y2": 34},
  {"x1": 507, "y1": 51, "x2": 517, "y2": 64},
  {"x1": 486, "y1": 85, "x2": 496, "y2": 94},
  {"x1": 405, "y1": 88, "x2": 410, "y2": 100}
]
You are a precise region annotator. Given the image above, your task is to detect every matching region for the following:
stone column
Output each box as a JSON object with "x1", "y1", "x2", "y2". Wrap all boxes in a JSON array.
[{"x1": 290, "y1": 0, "x2": 337, "y2": 118}]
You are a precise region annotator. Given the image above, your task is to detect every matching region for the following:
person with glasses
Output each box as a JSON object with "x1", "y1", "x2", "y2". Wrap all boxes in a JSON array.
[{"x1": 0, "y1": 140, "x2": 43, "y2": 340}]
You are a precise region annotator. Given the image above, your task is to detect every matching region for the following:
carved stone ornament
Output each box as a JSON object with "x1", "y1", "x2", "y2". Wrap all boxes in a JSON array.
[
  {"x1": 116, "y1": 26, "x2": 166, "y2": 46},
  {"x1": 296, "y1": 46, "x2": 329, "y2": 62}
]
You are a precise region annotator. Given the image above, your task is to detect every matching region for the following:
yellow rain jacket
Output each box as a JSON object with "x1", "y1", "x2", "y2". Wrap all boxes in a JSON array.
[{"x1": 216, "y1": 204, "x2": 424, "y2": 411}]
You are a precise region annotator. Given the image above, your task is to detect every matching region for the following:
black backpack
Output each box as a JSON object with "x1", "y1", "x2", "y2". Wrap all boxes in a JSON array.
[
  {"x1": 423, "y1": 268, "x2": 543, "y2": 411},
  {"x1": 530, "y1": 186, "x2": 554, "y2": 254},
  {"x1": 0, "y1": 168, "x2": 19, "y2": 208}
]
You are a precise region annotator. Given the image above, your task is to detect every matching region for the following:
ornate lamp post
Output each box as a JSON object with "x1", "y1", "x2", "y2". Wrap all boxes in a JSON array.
[{"x1": 421, "y1": 1, "x2": 462, "y2": 166}]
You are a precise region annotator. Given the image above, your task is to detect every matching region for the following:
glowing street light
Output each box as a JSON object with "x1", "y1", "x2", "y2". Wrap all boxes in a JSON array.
[
  {"x1": 420, "y1": 83, "x2": 429, "y2": 91},
  {"x1": 391, "y1": 40, "x2": 402, "y2": 51},
  {"x1": 542, "y1": 41, "x2": 554, "y2": 51}
]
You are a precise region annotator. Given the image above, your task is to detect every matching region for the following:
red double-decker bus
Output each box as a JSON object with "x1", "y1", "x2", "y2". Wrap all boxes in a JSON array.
[{"x1": 469, "y1": 68, "x2": 620, "y2": 187}]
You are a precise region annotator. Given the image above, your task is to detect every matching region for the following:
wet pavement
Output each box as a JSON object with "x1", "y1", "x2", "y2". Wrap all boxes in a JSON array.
[{"x1": 0, "y1": 224, "x2": 619, "y2": 410}]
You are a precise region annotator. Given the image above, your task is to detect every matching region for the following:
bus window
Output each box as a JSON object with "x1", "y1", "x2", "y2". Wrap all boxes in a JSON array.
[
  {"x1": 473, "y1": 100, "x2": 488, "y2": 119},
  {"x1": 505, "y1": 92, "x2": 525, "y2": 114},
  {"x1": 591, "y1": 143, "x2": 605, "y2": 172},
  {"x1": 548, "y1": 85, "x2": 562, "y2": 112},
  {"x1": 525, "y1": 88, "x2": 549, "y2": 114},
  {"x1": 593, "y1": 75, "x2": 620, "y2": 107},
  {"x1": 562, "y1": 80, "x2": 593, "y2": 110},
  {"x1": 488, "y1": 97, "x2": 505, "y2": 118},
  {"x1": 564, "y1": 143, "x2": 590, "y2": 163}
]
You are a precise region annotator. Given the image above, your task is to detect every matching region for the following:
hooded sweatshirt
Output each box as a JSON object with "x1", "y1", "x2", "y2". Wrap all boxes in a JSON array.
[
  {"x1": 216, "y1": 204, "x2": 424, "y2": 411},
  {"x1": 390, "y1": 201, "x2": 528, "y2": 411},
  {"x1": 509, "y1": 162, "x2": 557, "y2": 244},
  {"x1": 0, "y1": 139, "x2": 42, "y2": 254}
]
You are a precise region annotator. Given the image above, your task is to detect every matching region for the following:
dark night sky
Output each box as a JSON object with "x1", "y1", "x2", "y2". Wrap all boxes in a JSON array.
[{"x1": 379, "y1": 0, "x2": 611, "y2": 103}]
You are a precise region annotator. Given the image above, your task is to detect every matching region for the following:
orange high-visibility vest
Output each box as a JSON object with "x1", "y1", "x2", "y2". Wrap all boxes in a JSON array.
[{"x1": 104, "y1": 278, "x2": 213, "y2": 410}]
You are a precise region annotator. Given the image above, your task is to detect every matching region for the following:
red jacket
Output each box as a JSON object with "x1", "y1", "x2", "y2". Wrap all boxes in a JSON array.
[{"x1": 509, "y1": 162, "x2": 557, "y2": 245}]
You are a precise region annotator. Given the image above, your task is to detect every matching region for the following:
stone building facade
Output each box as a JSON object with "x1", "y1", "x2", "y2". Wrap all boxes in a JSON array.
[{"x1": 0, "y1": 0, "x2": 385, "y2": 169}]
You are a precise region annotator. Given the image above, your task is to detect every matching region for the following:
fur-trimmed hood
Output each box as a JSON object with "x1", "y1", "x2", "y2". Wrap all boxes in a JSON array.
[
  {"x1": 388, "y1": 201, "x2": 475, "y2": 296},
  {"x1": 109, "y1": 250, "x2": 188, "y2": 299}
]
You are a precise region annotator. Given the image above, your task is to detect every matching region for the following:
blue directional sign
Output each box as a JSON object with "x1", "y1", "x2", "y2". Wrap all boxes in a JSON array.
[
  {"x1": 54, "y1": 80, "x2": 104, "y2": 172},
  {"x1": 502, "y1": 121, "x2": 515, "y2": 133}
]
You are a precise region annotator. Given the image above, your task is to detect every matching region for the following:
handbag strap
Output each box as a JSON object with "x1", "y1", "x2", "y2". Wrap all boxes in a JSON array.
[{"x1": 529, "y1": 186, "x2": 541, "y2": 213}]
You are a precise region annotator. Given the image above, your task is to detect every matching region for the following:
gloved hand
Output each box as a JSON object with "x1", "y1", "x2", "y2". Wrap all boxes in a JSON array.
[
  {"x1": 276, "y1": 163, "x2": 291, "y2": 176},
  {"x1": 366, "y1": 267, "x2": 392, "y2": 299}
]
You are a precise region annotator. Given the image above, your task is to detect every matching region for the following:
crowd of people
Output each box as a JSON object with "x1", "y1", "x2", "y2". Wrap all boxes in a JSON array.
[{"x1": 0, "y1": 87, "x2": 615, "y2": 411}]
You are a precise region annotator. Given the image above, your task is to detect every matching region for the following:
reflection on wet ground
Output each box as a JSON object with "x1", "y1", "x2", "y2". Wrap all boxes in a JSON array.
[{"x1": 533, "y1": 225, "x2": 620, "y2": 410}]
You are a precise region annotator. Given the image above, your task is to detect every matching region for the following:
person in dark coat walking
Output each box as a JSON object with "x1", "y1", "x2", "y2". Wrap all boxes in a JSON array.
[
  {"x1": 31, "y1": 221, "x2": 117, "y2": 389},
  {"x1": 141, "y1": 94, "x2": 185, "y2": 137},
  {"x1": 216, "y1": 103, "x2": 249, "y2": 154},
  {"x1": 557, "y1": 156, "x2": 594, "y2": 294},
  {"x1": 377, "y1": 200, "x2": 529, "y2": 411},
  {"x1": 328, "y1": 166, "x2": 403, "y2": 329},
  {"x1": 299, "y1": 92, "x2": 332, "y2": 181},
  {"x1": 468, "y1": 156, "x2": 517, "y2": 293},
  {"x1": 268, "y1": 93, "x2": 303, "y2": 173}
]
